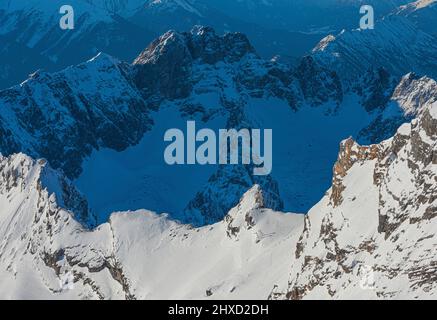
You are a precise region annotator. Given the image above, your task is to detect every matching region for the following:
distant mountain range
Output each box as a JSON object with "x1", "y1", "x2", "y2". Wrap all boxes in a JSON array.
[{"x1": 0, "y1": 0, "x2": 418, "y2": 89}]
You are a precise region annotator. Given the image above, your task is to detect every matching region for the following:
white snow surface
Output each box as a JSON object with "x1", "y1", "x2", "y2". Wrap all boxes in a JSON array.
[
  {"x1": 0, "y1": 101, "x2": 435, "y2": 299},
  {"x1": 0, "y1": 157, "x2": 303, "y2": 299}
]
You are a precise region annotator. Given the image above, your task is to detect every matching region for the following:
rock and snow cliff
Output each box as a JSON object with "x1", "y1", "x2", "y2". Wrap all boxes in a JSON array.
[
  {"x1": 0, "y1": 155, "x2": 303, "y2": 299},
  {"x1": 0, "y1": 26, "x2": 343, "y2": 225},
  {"x1": 282, "y1": 104, "x2": 437, "y2": 299},
  {"x1": 0, "y1": 2, "x2": 436, "y2": 299},
  {"x1": 311, "y1": 1, "x2": 437, "y2": 82},
  {"x1": 0, "y1": 21, "x2": 435, "y2": 227},
  {"x1": 0, "y1": 102, "x2": 435, "y2": 299}
]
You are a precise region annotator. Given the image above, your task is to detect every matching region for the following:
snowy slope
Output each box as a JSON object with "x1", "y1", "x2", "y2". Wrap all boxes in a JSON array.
[
  {"x1": 0, "y1": 0, "x2": 428, "y2": 91},
  {"x1": 207, "y1": 0, "x2": 409, "y2": 32},
  {"x1": 396, "y1": 0, "x2": 437, "y2": 36},
  {"x1": 358, "y1": 73, "x2": 437, "y2": 143},
  {"x1": 0, "y1": 101, "x2": 435, "y2": 299},
  {"x1": 0, "y1": 26, "x2": 349, "y2": 225},
  {"x1": 0, "y1": 2, "x2": 436, "y2": 300},
  {"x1": 0, "y1": 52, "x2": 153, "y2": 179}
]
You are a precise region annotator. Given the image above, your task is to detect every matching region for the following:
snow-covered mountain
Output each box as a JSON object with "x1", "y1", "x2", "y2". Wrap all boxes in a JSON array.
[
  {"x1": 2, "y1": 0, "x2": 425, "y2": 89},
  {"x1": 313, "y1": 21, "x2": 437, "y2": 82},
  {"x1": 312, "y1": 0, "x2": 437, "y2": 82},
  {"x1": 0, "y1": 99, "x2": 435, "y2": 299},
  {"x1": 0, "y1": 0, "x2": 154, "y2": 89},
  {"x1": 282, "y1": 103, "x2": 437, "y2": 299},
  {"x1": 358, "y1": 73, "x2": 437, "y2": 143},
  {"x1": 0, "y1": 25, "x2": 346, "y2": 225},
  {"x1": 0, "y1": 0, "x2": 324, "y2": 89},
  {"x1": 4, "y1": 0, "x2": 414, "y2": 90},
  {"x1": 0, "y1": 154, "x2": 304, "y2": 299},
  {"x1": 1, "y1": 2, "x2": 437, "y2": 299},
  {"x1": 207, "y1": 0, "x2": 409, "y2": 32},
  {"x1": 0, "y1": 23, "x2": 434, "y2": 226}
]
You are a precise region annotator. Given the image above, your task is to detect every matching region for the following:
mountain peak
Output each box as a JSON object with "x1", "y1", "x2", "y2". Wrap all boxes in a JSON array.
[
  {"x1": 133, "y1": 29, "x2": 188, "y2": 65},
  {"x1": 146, "y1": 0, "x2": 203, "y2": 17},
  {"x1": 0, "y1": 153, "x2": 95, "y2": 227},
  {"x1": 133, "y1": 25, "x2": 256, "y2": 66},
  {"x1": 311, "y1": 12, "x2": 437, "y2": 82},
  {"x1": 87, "y1": 52, "x2": 120, "y2": 65},
  {"x1": 392, "y1": 73, "x2": 437, "y2": 116},
  {"x1": 330, "y1": 137, "x2": 380, "y2": 207},
  {"x1": 237, "y1": 184, "x2": 265, "y2": 211},
  {"x1": 131, "y1": 26, "x2": 256, "y2": 98},
  {"x1": 224, "y1": 185, "x2": 265, "y2": 238},
  {"x1": 312, "y1": 34, "x2": 336, "y2": 52}
]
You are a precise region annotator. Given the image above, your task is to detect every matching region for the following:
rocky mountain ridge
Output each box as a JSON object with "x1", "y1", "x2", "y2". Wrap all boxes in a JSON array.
[
  {"x1": 0, "y1": 25, "x2": 345, "y2": 225},
  {"x1": 0, "y1": 100, "x2": 435, "y2": 299},
  {"x1": 282, "y1": 103, "x2": 436, "y2": 299}
]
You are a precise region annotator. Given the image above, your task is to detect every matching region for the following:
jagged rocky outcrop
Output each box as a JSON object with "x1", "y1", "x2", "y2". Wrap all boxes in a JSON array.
[
  {"x1": 0, "y1": 153, "x2": 95, "y2": 227},
  {"x1": 0, "y1": 26, "x2": 345, "y2": 225},
  {"x1": 391, "y1": 72, "x2": 437, "y2": 116},
  {"x1": 353, "y1": 67, "x2": 397, "y2": 113},
  {"x1": 359, "y1": 73, "x2": 437, "y2": 143},
  {"x1": 294, "y1": 56, "x2": 343, "y2": 108},
  {"x1": 0, "y1": 159, "x2": 303, "y2": 299},
  {"x1": 312, "y1": 13, "x2": 437, "y2": 83},
  {"x1": 281, "y1": 103, "x2": 437, "y2": 300},
  {"x1": 132, "y1": 26, "x2": 256, "y2": 99},
  {"x1": 0, "y1": 53, "x2": 152, "y2": 178},
  {"x1": 0, "y1": 102, "x2": 435, "y2": 299},
  {"x1": 0, "y1": 153, "x2": 137, "y2": 299},
  {"x1": 0, "y1": 0, "x2": 436, "y2": 300}
]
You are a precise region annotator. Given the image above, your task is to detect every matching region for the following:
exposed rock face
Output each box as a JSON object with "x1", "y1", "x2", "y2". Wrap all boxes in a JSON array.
[
  {"x1": 359, "y1": 73, "x2": 437, "y2": 143},
  {"x1": 224, "y1": 184, "x2": 267, "y2": 239},
  {"x1": 0, "y1": 154, "x2": 95, "y2": 227},
  {"x1": 391, "y1": 73, "x2": 437, "y2": 116},
  {"x1": 133, "y1": 30, "x2": 194, "y2": 99},
  {"x1": 307, "y1": 1, "x2": 437, "y2": 147},
  {"x1": 187, "y1": 26, "x2": 256, "y2": 64},
  {"x1": 183, "y1": 165, "x2": 283, "y2": 226},
  {"x1": 294, "y1": 56, "x2": 343, "y2": 108},
  {"x1": 282, "y1": 103, "x2": 437, "y2": 300},
  {"x1": 235, "y1": 56, "x2": 302, "y2": 110},
  {"x1": 0, "y1": 53, "x2": 152, "y2": 178},
  {"x1": 132, "y1": 26, "x2": 256, "y2": 100},
  {"x1": 330, "y1": 138, "x2": 379, "y2": 207},
  {"x1": 0, "y1": 156, "x2": 303, "y2": 299},
  {"x1": 0, "y1": 153, "x2": 135, "y2": 299},
  {"x1": 0, "y1": 2, "x2": 435, "y2": 299},
  {"x1": 0, "y1": 26, "x2": 345, "y2": 225}
]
